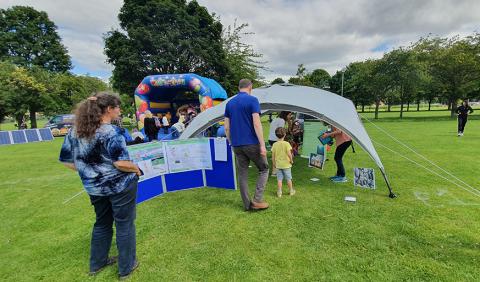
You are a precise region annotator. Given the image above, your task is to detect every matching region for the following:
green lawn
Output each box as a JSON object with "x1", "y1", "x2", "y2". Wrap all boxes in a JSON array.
[{"x1": 1, "y1": 114, "x2": 480, "y2": 281}]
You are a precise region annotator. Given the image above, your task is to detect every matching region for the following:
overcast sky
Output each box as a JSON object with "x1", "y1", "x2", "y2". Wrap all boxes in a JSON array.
[{"x1": 2, "y1": 0, "x2": 480, "y2": 81}]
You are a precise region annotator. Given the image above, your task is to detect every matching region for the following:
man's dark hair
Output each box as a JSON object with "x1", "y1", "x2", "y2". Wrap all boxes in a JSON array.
[{"x1": 238, "y1": 79, "x2": 252, "y2": 89}]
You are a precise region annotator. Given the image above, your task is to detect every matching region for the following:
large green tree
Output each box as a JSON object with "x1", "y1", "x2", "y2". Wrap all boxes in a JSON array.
[
  {"x1": 429, "y1": 38, "x2": 480, "y2": 116},
  {"x1": 306, "y1": 68, "x2": 331, "y2": 89},
  {"x1": 383, "y1": 48, "x2": 421, "y2": 118},
  {"x1": 0, "y1": 61, "x2": 17, "y2": 124},
  {"x1": 105, "y1": 0, "x2": 232, "y2": 95},
  {"x1": 222, "y1": 21, "x2": 265, "y2": 92},
  {"x1": 6, "y1": 66, "x2": 47, "y2": 128},
  {"x1": 0, "y1": 6, "x2": 71, "y2": 72}
]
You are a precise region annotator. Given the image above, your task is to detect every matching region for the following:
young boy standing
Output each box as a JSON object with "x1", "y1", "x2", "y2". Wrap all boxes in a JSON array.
[{"x1": 271, "y1": 127, "x2": 295, "y2": 197}]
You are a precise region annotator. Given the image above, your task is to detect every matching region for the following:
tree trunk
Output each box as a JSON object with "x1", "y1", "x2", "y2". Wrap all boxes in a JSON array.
[
  {"x1": 29, "y1": 109, "x2": 37, "y2": 129},
  {"x1": 450, "y1": 100, "x2": 457, "y2": 118},
  {"x1": 400, "y1": 86, "x2": 404, "y2": 118},
  {"x1": 428, "y1": 99, "x2": 432, "y2": 111},
  {"x1": 407, "y1": 102, "x2": 410, "y2": 112},
  {"x1": 374, "y1": 100, "x2": 380, "y2": 119},
  {"x1": 447, "y1": 102, "x2": 451, "y2": 110},
  {"x1": 417, "y1": 100, "x2": 420, "y2": 111},
  {"x1": 388, "y1": 103, "x2": 392, "y2": 112},
  {"x1": 361, "y1": 104, "x2": 365, "y2": 113}
]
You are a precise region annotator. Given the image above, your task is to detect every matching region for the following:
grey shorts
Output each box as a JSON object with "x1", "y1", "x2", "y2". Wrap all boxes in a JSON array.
[{"x1": 276, "y1": 168, "x2": 292, "y2": 181}]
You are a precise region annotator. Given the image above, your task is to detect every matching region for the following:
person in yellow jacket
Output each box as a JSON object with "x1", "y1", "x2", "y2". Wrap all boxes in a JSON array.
[{"x1": 271, "y1": 127, "x2": 296, "y2": 197}]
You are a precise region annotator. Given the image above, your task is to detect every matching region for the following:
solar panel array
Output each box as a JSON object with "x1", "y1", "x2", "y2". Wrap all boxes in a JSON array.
[{"x1": 0, "y1": 128, "x2": 54, "y2": 146}]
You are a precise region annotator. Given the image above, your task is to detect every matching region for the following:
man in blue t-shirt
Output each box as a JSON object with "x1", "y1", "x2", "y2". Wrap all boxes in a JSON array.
[{"x1": 224, "y1": 79, "x2": 269, "y2": 211}]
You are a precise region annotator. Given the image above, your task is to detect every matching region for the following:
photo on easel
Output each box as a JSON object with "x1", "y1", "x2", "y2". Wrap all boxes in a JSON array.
[
  {"x1": 353, "y1": 167, "x2": 375, "y2": 189},
  {"x1": 309, "y1": 153, "x2": 325, "y2": 169}
]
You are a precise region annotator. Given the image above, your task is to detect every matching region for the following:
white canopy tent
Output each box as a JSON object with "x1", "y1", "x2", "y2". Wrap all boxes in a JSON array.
[{"x1": 180, "y1": 84, "x2": 395, "y2": 198}]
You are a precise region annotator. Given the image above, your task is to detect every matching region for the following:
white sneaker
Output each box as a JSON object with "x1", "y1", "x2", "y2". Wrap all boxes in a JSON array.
[
  {"x1": 277, "y1": 190, "x2": 282, "y2": 198},
  {"x1": 460, "y1": 132, "x2": 464, "y2": 136},
  {"x1": 457, "y1": 132, "x2": 461, "y2": 136},
  {"x1": 289, "y1": 189, "x2": 296, "y2": 196}
]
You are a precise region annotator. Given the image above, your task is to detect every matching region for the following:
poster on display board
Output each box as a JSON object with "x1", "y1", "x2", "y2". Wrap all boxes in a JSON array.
[
  {"x1": 164, "y1": 138, "x2": 213, "y2": 173},
  {"x1": 354, "y1": 167, "x2": 376, "y2": 189},
  {"x1": 213, "y1": 138, "x2": 228, "y2": 162},
  {"x1": 127, "y1": 142, "x2": 168, "y2": 182}
]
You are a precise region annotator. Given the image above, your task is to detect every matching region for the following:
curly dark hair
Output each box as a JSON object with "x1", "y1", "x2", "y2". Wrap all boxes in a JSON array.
[{"x1": 74, "y1": 92, "x2": 121, "y2": 139}]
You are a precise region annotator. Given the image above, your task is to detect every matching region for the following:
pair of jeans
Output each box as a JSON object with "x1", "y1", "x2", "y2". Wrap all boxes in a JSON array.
[
  {"x1": 334, "y1": 140, "x2": 352, "y2": 177},
  {"x1": 458, "y1": 115, "x2": 468, "y2": 133},
  {"x1": 233, "y1": 144, "x2": 269, "y2": 210},
  {"x1": 89, "y1": 179, "x2": 138, "y2": 276}
]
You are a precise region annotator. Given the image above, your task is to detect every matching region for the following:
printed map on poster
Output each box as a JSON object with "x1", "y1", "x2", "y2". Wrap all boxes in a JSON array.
[
  {"x1": 127, "y1": 142, "x2": 168, "y2": 182},
  {"x1": 164, "y1": 138, "x2": 212, "y2": 173}
]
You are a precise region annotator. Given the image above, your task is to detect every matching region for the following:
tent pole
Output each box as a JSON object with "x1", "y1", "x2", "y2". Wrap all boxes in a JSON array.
[{"x1": 380, "y1": 169, "x2": 396, "y2": 198}]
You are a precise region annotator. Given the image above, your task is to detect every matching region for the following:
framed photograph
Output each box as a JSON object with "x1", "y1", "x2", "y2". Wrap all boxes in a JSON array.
[
  {"x1": 309, "y1": 153, "x2": 325, "y2": 169},
  {"x1": 353, "y1": 168, "x2": 375, "y2": 189}
]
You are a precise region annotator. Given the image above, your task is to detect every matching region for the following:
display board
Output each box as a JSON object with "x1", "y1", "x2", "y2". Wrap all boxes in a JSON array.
[
  {"x1": 301, "y1": 120, "x2": 327, "y2": 157},
  {"x1": 134, "y1": 138, "x2": 236, "y2": 204}
]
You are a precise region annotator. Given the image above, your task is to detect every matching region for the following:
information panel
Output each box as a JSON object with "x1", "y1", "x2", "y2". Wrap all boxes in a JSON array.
[
  {"x1": 127, "y1": 142, "x2": 168, "y2": 182},
  {"x1": 164, "y1": 138, "x2": 212, "y2": 173}
]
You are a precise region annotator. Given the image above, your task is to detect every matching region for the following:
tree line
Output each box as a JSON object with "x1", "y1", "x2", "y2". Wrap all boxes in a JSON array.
[{"x1": 273, "y1": 35, "x2": 480, "y2": 118}]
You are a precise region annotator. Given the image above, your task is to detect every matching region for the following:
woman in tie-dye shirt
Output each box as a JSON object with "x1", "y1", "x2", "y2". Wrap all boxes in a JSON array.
[{"x1": 59, "y1": 92, "x2": 141, "y2": 279}]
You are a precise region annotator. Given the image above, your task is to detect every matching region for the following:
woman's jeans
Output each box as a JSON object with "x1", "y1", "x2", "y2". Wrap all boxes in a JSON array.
[
  {"x1": 334, "y1": 141, "x2": 352, "y2": 177},
  {"x1": 89, "y1": 179, "x2": 138, "y2": 276}
]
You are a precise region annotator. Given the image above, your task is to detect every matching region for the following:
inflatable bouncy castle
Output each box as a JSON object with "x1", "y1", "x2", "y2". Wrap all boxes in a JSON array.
[{"x1": 134, "y1": 73, "x2": 228, "y2": 130}]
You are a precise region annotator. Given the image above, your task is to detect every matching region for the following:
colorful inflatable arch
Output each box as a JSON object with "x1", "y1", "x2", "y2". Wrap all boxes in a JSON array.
[{"x1": 134, "y1": 73, "x2": 228, "y2": 129}]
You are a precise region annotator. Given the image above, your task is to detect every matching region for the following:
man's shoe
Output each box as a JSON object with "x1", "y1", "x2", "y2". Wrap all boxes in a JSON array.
[
  {"x1": 332, "y1": 177, "x2": 348, "y2": 183},
  {"x1": 89, "y1": 256, "x2": 118, "y2": 276},
  {"x1": 119, "y1": 260, "x2": 139, "y2": 280},
  {"x1": 329, "y1": 175, "x2": 339, "y2": 180},
  {"x1": 277, "y1": 189, "x2": 282, "y2": 198},
  {"x1": 250, "y1": 201, "x2": 269, "y2": 210},
  {"x1": 289, "y1": 189, "x2": 296, "y2": 196}
]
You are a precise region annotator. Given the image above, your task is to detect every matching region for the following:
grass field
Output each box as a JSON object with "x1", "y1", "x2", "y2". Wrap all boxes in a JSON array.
[{"x1": 1, "y1": 112, "x2": 480, "y2": 281}]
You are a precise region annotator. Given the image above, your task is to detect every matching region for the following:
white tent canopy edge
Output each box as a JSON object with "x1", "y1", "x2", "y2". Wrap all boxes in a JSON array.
[{"x1": 180, "y1": 84, "x2": 396, "y2": 198}]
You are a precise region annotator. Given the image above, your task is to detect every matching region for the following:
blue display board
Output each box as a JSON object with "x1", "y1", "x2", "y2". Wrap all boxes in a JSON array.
[
  {"x1": 206, "y1": 140, "x2": 236, "y2": 190},
  {"x1": 136, "y1": 138, "x2": 236, "y2": 204},
  {"x1": 137, "y1": 176, "x2": 164, "y2": 204},
  {"x1": 165, "y1": 170, "x2": 204, "y2": 192}
]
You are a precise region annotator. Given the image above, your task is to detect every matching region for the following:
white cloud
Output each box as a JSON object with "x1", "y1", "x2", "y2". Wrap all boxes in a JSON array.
[
  {"x1": 199, "y1": 0, "x2": 480, "y2": 79},
  {"x1": 2, "y1": 0, "x2": 480, "y2": 81}
]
